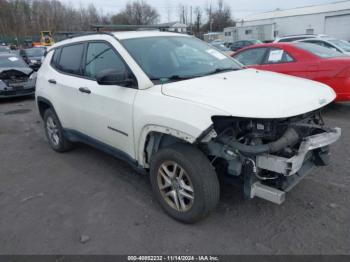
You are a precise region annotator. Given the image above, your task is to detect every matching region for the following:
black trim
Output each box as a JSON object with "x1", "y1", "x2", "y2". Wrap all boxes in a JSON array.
[
  {"x1": 194, "y1": 124, "x2": 214, "y2": 144},
  {"x1": 36, "y1": 96, "x2": 57, "y2": 118},
  {"x1": 63, "y1": 129, "x2": 146, "y2": 174},
  {"x1": 108, "y1": 126, "x2": 128, "y2": 137}
]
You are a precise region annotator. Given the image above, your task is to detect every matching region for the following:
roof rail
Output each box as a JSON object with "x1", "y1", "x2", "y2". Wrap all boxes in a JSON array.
[{"x1": 91, "y1": 24, "x2": 171, "y2": 32}]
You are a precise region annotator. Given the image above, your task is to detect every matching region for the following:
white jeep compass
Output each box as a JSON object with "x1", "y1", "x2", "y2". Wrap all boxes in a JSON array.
[{"x1": 36, "y1": 31, "x2": 341, "y2": 223}]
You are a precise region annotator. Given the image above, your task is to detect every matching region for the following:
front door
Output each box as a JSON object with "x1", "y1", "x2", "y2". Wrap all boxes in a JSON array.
[{"x1": 75, "y1": 41, "x2": 138, "y2": 160}]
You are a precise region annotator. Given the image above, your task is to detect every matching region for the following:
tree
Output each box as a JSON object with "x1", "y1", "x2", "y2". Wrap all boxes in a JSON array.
[
  {"x1": 202, "y1": 0, "x2": 235, "y2": 32},
  {"x1": 111, "y1": 1, "x2": 159, "y2": 25},
  {"x1": 0, "y1": 0, "x2": 109, "y2": 41},
  {"x1": 193, "y1": 7, "x2": 202, "y2": 37}
]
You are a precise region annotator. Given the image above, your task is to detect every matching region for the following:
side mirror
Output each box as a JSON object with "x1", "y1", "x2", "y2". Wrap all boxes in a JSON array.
[{"x1": 96, "y1": 69, "x2": 135, "y2": 87}]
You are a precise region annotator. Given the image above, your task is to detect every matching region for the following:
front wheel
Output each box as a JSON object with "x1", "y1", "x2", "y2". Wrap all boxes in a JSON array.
[{"x1": 150, "y1": 143, "x2": 220, "y2": 223}]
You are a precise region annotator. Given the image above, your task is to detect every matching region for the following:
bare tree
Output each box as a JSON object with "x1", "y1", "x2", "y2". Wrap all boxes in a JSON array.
[
  {"x1": 193, "y1": 7, "x2": 202, "y2": 37},
  {"x1": 202, "y1": 0, "x2": 235, "y2": 32},
  {"x1": 111, "y1": 0, "x2": 159, "y2": 25},
  {"x1": 0, "y1": 0, "x2": 109, "y2": 41}
]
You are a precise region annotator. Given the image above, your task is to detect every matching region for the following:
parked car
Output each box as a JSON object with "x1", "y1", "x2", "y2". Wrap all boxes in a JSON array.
[
  {"x1": 232, "y1": 42, "x2": 350, "y2": 101},
  {"x1": 20, "y1": 47, "x2": 46, "y2": 71},
  {"x1": 210, "y1": 42, "x2": 234, "y2": 56},
  {"x1": 0, "y1": 46, "x2": 11, "y2": 53},
  {"x1": 36, "y1": 31, "x2": 340, "y2": 223},
  {"x1": 228, "y1": 40, "x2": 262, "y2": 52},
  {"x1": 297, "y1": 38, "x2": 350, "y2": 55},
  {"x1": 274, "y1": 34, "x2": 327, "y2": 43},
  {"x1": 0, "y1": 53, "x2": 36, "y2": 98}
]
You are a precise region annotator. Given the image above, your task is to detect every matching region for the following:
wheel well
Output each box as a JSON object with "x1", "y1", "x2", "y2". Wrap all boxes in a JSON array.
[
  {"x1": 38, "y1": 100, "x2": 51, "y2": 119},
  {"x1": 144, "y1": 132, "x2": 188, "y2": 166}
]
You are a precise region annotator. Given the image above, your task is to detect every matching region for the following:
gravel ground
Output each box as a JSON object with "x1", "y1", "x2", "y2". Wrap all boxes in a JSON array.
[{"x1": 0, "y1": 97, "x2": 349, "y2": 255}]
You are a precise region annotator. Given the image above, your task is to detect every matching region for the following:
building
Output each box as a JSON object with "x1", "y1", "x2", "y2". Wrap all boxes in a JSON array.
[
  {"x1": 157, "y1": 22, "x2": 188, "y2": 33},
  {"x1": 203, "y1": 32, "x2": 224, "y2": 42},
  {"x1": 225, "y1": 1, "x2": 350, "y2": 43}
]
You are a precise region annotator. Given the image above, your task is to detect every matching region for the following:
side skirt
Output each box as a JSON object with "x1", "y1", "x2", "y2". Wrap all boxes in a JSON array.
[{"x1": 63, "y1": 129, "x2": 147, "y2": 175}]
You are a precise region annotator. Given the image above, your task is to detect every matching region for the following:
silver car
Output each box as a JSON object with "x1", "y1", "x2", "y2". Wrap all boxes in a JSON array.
[{"x1": 0, "y1": 53, "x2": 36, "y2": 98}]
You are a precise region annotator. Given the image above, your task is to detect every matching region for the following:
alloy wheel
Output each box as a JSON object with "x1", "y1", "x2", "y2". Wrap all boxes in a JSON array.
[
  {"x1": 157, "y1": 161, "x2": 194, "y2": 212},
  {"x1": 46, "y1": 116, "x2": 60, "y2": 146}
]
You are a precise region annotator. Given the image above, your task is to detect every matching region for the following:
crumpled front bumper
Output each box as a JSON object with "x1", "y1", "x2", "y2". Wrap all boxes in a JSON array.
[
  {"x1": 248, "y1": 127, "x2": 341, "y2": 204},
  {"x1": 0, "y1": 80, "x2": 35, "y2": 98},
  {"x1": 256, "y1": 127, "x2": 341, "y2": 176}
]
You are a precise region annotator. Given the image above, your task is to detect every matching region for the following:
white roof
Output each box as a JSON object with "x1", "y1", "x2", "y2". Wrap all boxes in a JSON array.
[
  {"x1": 243, "y1": 1, "x2": 350, "y2": 22},
  {"x1": 52, "y1": 31, "x2": 188, "y2": 48},
  {"x1": 113, "y1": 31, "x2": 187, "y2": 40}
]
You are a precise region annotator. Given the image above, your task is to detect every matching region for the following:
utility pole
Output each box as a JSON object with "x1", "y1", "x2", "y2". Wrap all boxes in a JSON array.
[
  {"x1": 209, "y1": 2, "x2": 212, "y2": 40},
  {"x1": 182, "y1": 6, "x2": 185, "y2": 24},
  {"x1": 190, "y1": 6, "x2": 193, "y2": 34}
]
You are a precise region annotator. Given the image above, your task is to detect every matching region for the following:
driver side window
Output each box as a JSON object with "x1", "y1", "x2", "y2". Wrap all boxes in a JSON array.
[{"x1": 84, "y1": 42, "x2": 128, "y2": 80}]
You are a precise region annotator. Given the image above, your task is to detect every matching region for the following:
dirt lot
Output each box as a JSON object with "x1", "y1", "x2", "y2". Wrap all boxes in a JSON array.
[{"x1": 0, "y1": 97, "x2": 349, "y2": 255}]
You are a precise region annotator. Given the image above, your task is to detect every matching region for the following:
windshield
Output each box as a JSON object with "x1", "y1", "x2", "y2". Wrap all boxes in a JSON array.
[
  {"x1": 296, "y1": 42, "x2": 346, "y2": 58},
  {"x1": 328, "y1": 39, "x2": 350, "y2": 52},
  {"x1": 24, "y1": 48, "x2": 45, "y2": 57},
  {"x1": 0, "y1": 55, "x2": 28, "y2": 68},
  {"x1": 121, "y1": 36, "x2": 242, "y2": 81}
]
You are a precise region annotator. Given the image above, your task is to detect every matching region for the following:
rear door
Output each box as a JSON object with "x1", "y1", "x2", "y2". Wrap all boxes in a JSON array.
[
  {"x1": 46, "y1": 43, "x2": 85, "y2": 131},
  {"x1": 260, "y1": 47, "x2": 319, "y2": 79}
]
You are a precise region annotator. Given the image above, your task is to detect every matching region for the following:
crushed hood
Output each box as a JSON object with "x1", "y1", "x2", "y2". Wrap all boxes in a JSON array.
[
  {"x1": 0, "y1": 68, "x2": 33, "y2": 79},
  {"x1": 161, "y1": 69, "x2": 336, "y2": 119}
]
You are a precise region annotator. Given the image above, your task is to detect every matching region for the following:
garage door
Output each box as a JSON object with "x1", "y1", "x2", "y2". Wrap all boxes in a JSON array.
[{"x1": 325, "y1": 14, "x2": 350, "y2": 40}]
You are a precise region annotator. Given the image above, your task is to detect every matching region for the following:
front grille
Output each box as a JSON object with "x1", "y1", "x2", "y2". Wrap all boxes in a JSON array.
[{"x1": 3, "y1": 76, "x2": 29, "y2": 86}]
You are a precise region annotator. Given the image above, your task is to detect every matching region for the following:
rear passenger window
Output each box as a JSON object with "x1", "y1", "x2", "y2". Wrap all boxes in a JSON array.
[
  {"x1": 57, "y1": 44, "x2": 84, "y2": 75},
  {"x1": 83, "y1": 42, "x2": 128, "y2": 79},
  {"x1": 265, "y1": 48, "x2": 295, "y2": 64}
]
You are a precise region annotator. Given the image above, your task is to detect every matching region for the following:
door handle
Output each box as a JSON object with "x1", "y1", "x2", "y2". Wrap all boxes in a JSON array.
[
  {"x1": 79, "y1": 87, "x2": 91, "y2": 94},
  {"x1": 48, "y1": 79, "x2": 57, "y2": 84}
]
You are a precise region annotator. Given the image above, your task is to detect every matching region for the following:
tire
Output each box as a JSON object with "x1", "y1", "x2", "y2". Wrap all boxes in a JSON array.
[
  {"x1": 43, "y1": 108, "x2": 73, "y2": 153},
  {"x1": 150, "y1": 143, "x2": 220, "y2": 223}
]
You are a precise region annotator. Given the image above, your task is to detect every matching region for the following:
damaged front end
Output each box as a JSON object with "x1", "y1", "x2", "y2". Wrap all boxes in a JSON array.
[
  {"x1": 200, "y1": 110, "x2": 341, "y2": 204},
  {"x1": 0, "y1": 69, "x2": 36, "y2": 98}
]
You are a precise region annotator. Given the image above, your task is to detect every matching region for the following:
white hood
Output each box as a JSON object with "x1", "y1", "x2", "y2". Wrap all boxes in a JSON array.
[{"x1": 161, "y1": 69, "x2": 336, "y2": 119}]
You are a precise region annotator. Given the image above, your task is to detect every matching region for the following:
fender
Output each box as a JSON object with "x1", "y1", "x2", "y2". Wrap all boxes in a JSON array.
[{"x1": 137, "y1": 124, "x2": 197, "y2": 168}]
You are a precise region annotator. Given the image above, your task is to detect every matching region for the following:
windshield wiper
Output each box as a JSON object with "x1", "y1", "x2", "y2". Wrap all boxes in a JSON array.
[
  {"x1": 207, "y1": 67, "x2": 241, "y2": 76},
  {"x1": 150, "y1": 68, "x2": 242, "y2": 83},
  {"x1": 151, "y1": 74, "x2": 200, "y2": 83}
]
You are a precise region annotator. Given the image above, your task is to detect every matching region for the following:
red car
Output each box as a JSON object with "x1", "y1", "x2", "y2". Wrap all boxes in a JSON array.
[{"x1": 232, "y1": 42, "x2": 350, "y2": 102}]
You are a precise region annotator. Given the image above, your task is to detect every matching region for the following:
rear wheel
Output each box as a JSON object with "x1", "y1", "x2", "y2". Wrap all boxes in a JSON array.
[
  {"x1": 150, "y1": 143, "x2": 220, "y2": 223},
  {"x1": 43, "y1": 109, "x2": 73, "y2": 152}
]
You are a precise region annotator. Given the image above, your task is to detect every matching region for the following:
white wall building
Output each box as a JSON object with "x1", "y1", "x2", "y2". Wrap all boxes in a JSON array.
[
  {"x1": 225, "y1": 1, "x2": 350, "y2": 43},
  {"x1": 158, "y1": 22, "x2": 188, "y2": 33}
]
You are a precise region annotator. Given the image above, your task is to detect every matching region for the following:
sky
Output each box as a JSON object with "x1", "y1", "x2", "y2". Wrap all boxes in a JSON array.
[{"x1": 60, "y1": 0, "x2": 340, "y2": 22}]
